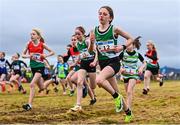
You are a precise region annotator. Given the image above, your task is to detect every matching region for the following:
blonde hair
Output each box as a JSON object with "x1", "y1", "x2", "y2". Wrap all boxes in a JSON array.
[
  {"x1": 147, "y1": 40, "x2": 156, "y2": 50},
  {"x1": 147, "y1": 40, "x2": 160, "y2": 60},
  {"x1": 32, "y1": 28, "x2": 44, "y2": 43}
]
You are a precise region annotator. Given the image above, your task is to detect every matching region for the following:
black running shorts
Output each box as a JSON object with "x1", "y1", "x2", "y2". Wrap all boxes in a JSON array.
[{"x1": 99, "y1": 57, "x2": 120, "y2": 76}]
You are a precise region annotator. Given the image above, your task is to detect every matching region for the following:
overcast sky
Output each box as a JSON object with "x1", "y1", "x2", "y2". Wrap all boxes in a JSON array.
[{"x1": 0, "y1": 0, "x2": 180, "y2": 68}]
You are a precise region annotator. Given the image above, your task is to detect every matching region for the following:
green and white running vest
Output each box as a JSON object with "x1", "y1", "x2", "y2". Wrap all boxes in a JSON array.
[
  {"x1": 76, "y1": 40, "x2": 94, "y2": 61},
  {"x1": 57, "y1": 63, "x2": 67, "y2": 79},
  {"x1": 94, "y1": 25, "x2": 118, "y2": 60},
  {"x1": 122, "y1": 51, "x2": 139, "y2": 79}
]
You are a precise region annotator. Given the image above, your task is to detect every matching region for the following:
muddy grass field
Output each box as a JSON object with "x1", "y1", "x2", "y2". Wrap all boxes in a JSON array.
[{"x1": 0, "y1": 80, "x2": 179, "y2": 124}]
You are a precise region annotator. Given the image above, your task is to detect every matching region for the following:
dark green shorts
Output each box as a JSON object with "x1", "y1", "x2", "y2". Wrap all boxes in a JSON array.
[
  {"x1": 146, "y1": 64, "x2": 159, "y2": 75},
  {"x1": 73, "y1": 65, "x2": 80, "y2": 72}
]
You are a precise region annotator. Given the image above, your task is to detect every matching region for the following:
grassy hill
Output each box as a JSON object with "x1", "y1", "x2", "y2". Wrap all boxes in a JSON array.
[{"x1": 0, "y1": 80, "x2": 179, "y2": 124}]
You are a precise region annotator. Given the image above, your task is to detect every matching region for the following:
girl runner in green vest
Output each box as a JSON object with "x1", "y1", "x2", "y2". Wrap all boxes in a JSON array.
[
  {"x1": 119, "y1": 36, "x2": 146, "y2": 119},
  {"x1": 89, "y1": 6, "x2": 137, "y2": 123},
  {"x1": 70, "y1": 26, "x2": 97, "y2": 112},
  {"x1": 22, "y1": 28, "x2": 54, "y2": 111},
  {"x1": 65, "y1": 35, "x2": 96, "y2": 102},
  {"x1": 44, "y1": 55, "x2": 69, "y2": 95},
  {"x1": 64, "y1": 35, "x2": 80, "y2": 96}
]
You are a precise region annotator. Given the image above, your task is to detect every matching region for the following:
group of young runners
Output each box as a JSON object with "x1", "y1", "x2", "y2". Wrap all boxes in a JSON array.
[
  {"x1": 0, "y1": 6, "x2": 164, "y2": 123},
  {"x1": 0, "y1": 52, "x2": 27, "y2": 93}
]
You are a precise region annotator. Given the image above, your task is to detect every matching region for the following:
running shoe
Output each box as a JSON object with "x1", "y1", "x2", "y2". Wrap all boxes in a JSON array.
[
  {"x1": 159, "y1": 77, "x2": 164, "y2": 87},
  {"x1": 69, "y1": 90, "x2": 74, "y2": 97},
  {"x1": 124, "y1": 114, "x2": 133, "y2": 123},
  {"x1": 114, "y1": 94, "x2": 123, "y2": 112},
  {"x1": 82, "y1": 85, "x2": 88, "y2": 98},
  {"x1": 46, "y1": 89, "x2": 50, "y2": 94},
  {"x1": 22, "y1": 104, "x2": 32, "y2": 111},
  {"x1": 89, "y1": 98, "x2": 97, "y2": 105},
  {"x1": 18, "y1": 85, "x2": 23, "y2": 92},
  {"x1": 22, "y1": 90, "x2": 27, "y2": 94},
  {"x1": 70, "y1": 105, "x2": 82, "y2": 112},
  {"x1": 53, "y1": 87, "x2": 59, "y2": 93},
  {"x1": 63, "y1": 91, "x2": 67, "y2": 95},
  {"x1": 142, "y1": 89, "x2": 148, "y2": 95}
]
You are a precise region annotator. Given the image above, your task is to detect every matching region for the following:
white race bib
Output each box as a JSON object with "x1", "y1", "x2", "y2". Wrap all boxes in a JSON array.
[
  {"x1": 72, "y1": 55, "x2": 79, "y2": 62},
  {"x1": 0, "y1": 60, "x2": 6, "y2": 68},
  {"x1": 124, "y1": 66, "x2": 137, "y2": 75},
  {"x1": 14, "y1": 65, "x2": 20, "y2": 70},
  {"x1": 32, "y1": 53, "x2": 43, "y2": 62},
  {"x1": 145, "y1": 57, "x2": 153, "y2": 63},
  {"x1": 80, "y1": 49, "x2": 91, "y2": 59},
  {"x1": 97, "y1": 40, "x2": 114, "y2": 53}
]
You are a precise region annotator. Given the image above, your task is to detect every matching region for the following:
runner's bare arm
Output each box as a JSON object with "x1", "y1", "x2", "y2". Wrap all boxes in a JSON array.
[
  {"x1": 22, "y1": 43, "x2": 31, "y2": 58},
  {"x1": 43, "y1": 43, "x2": 55, "y2": 58},
  {"x1": 114, "y1": 27, "x2": 134, "y2": 51}
]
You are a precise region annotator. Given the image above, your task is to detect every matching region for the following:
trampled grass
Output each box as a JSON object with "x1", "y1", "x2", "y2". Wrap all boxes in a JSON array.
[{"x1": 0, "y1": 80, "x2": 179, "y2": 124}]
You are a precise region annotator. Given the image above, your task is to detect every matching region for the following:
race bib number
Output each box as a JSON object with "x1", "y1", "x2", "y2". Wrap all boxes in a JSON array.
[
  {"x1": 14, "y1": 65, "x2": 20, "y2": 70},
  {"x1": 58, "y1": 69, "x2": 65, "y2": 77},
  {"x1": 96, "y1": 40, "x2": 114, "y2": 53},
  {"x1": 59, "y1": 70, "x2": 64, "y2": 74},
  {"x1": 80, "y1": 49, "x2": 91, "y2": 59},
  {"x1": 32, "y1": 53, "x2": 42, "y2": 62},
  {"x1": 0, "y1": 61, "x2": 6, "y2": 68},
  {"x1": 124, "y1": 66, "x2": 137, "y2": 75},
  {"x1": 58, "y1": 66, "x2": 65, "y2": 75},
  {"x1": 145, "y1": 56, "x2": 153, "y2": 63},
  {"x1": 44, "y1": 68, "x2": 49, "y2": 75},
  {"x1": 72, "y1": 55, "x2": 79, "y2": 62},
  {"x1": 0, "y1": 64, "x2": 5, "y2": 68}
]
